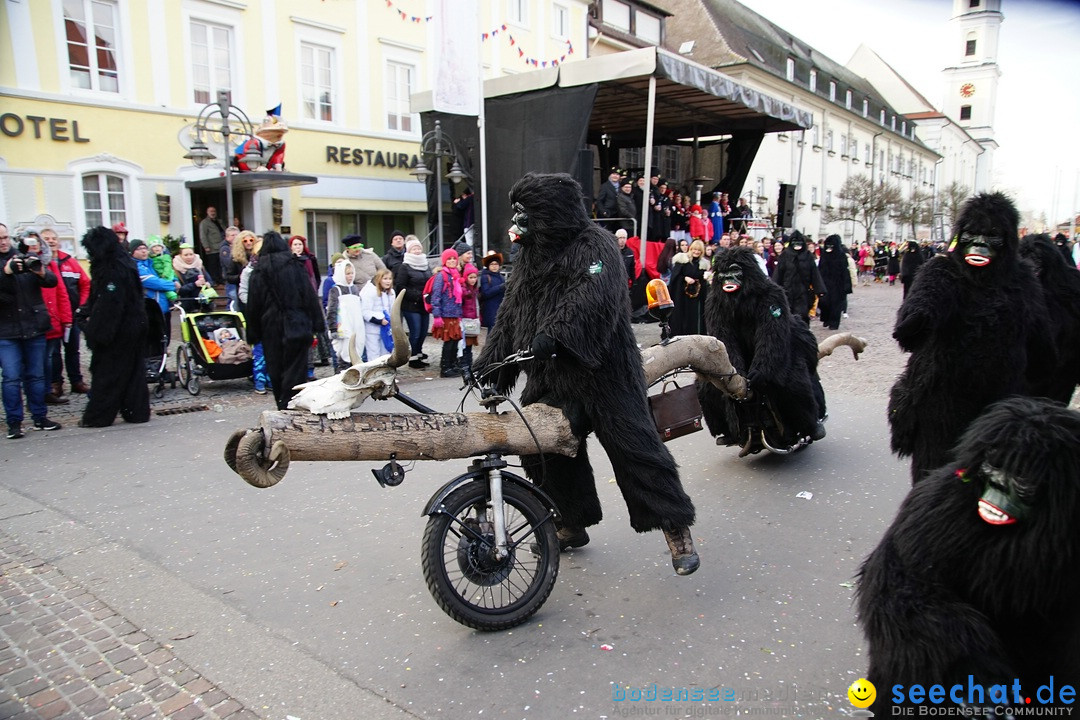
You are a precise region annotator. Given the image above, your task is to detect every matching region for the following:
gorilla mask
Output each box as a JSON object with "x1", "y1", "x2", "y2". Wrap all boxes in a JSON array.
[
  {"x1": 787, "y1": 230, "x2": 808, "y2": 253},
  {"x1": 972, "y1": 462, "x2": 1029, "y2": 526},
  {"x1": 948, "y1": 192, "x2": 1020, "y2": 270},
  {"x1": 508, "y1": 202, "x2": 529, "y2": 244},
  {"x1": 719, "y1": 263, "x2": 743, "y2": 293}
]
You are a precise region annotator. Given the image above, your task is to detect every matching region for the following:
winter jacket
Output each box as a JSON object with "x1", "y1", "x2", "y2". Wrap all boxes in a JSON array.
[
  {"x1": 461, "y1": 283, "x2": 480, "y2": 320},
  {"x1": 150, "y1": 252, "x2": 178, "y2": 301},
  {"x1": 136, "y1": 256, "x2": 176, "y2": 316},
  {"x1": 430, "y1": 269, "x2": 462, "y2": 319},
  {"x1": 393, "y1": 261, "x2": 431, "y2": 315},
  {"x1": 0, "y1": 246, "x2": 58, "y2": 339},
  {"x1": 348, "y1": 248, "x2": 386, "y2": 290},
  {"x1": 53, "y1": 251, "x2": 90, "y2": 312},
  {"x1": 478, "y1": 268, "x2": 505, "y2": 328},
  {"x1": 41, "y1": 261, "x2": 73, "y2": 340}
]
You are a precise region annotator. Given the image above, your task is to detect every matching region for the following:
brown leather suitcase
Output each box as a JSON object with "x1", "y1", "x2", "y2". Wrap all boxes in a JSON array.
[{"x1": 648, "y1": 381, "x2": 704, "y2": 441}]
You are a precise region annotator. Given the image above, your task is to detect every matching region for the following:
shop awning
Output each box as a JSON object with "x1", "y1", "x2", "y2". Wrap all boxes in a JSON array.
[{"x1": 184, "y1": 171, "x2": 319, "y2": 192}]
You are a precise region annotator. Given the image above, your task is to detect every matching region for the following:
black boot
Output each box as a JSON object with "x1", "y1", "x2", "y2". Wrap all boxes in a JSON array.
[
  {"x1": 556, "y1": 525, "x2": 590, "y2": 551},
  {"x1": 440, "y1": 342, "x2": 458, "y2": 377},
  {"x1": 663, "y1": 527, "x2": 700, "y2": 575}
]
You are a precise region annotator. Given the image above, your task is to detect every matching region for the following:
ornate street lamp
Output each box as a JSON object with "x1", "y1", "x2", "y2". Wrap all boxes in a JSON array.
[
  {"x1": 410, "y1": 120, "x2": 470, "y2": 254},
  {"x1": 184, "y1": 90, "x2": 262, "y2": 227}
]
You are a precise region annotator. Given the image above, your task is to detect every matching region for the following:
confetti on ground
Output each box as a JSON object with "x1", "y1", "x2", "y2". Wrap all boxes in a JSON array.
[{"x1": 796, "y1": 491, "x2": 813, "y2": 500}]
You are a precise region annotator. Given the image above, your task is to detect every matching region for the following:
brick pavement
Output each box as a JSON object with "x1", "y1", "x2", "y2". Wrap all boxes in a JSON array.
[{"x1": 0, "y1": 531, "x2": 258, "y2": 720}]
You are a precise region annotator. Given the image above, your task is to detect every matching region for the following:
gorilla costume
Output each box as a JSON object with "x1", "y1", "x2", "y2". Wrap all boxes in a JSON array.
[
  {"x1": 79, "y1": 226, "x2": 150, "y2": 427},
  {"x1": 1018, "y1": 233, "x2": 1080, "y2": 404},
  {"x1": 857, "y1": 396, "x2": 1080, "y2": 716},
  {"x1": 770, "y1": 230, "x2": 826, "y2": 324},
  {"x1": 473, "y1": 172, "x2": 699, "y2": 575},
  {"x1": 815, "y1": 234, "x2": 850, "y2": 330},
  {"x1": 697, "y1": 247, "x2": 826, "y2": 452},
  {"x1": 888, "y1": 192, "x2": 1055, "y2": 484}
]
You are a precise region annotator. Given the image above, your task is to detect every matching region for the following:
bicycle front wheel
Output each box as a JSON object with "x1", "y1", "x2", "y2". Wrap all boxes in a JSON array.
[{"x1": 421, "y1": 480, "x2": 559, "y2": 631}]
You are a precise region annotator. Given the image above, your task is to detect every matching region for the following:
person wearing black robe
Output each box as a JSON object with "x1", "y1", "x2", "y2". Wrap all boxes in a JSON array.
[
  {"x1": 771, "y1": 231, "x2": 826, "y2": 324},
  {"x1": 667, "y1": 240, "x2": 710, "y2": 336},
  {"x1": 816, "y1": 235, "x2": 850, "y2": 330},
  {"x1": 245, "y1": 232, "x2": 326, "y2": 411},
  {"x1": 898, "y1": 240, "x2": 925, "y2": 299}
]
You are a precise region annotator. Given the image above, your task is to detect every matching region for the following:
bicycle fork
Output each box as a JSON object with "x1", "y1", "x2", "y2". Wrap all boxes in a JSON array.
[{"x1": 486, "y1": 467, "x2": 510, "y2": 562}]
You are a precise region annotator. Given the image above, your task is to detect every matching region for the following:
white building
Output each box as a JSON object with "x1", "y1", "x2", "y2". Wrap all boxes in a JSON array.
[{"x1": 661, "y1": 0, "x2": 942, "y2": 244}]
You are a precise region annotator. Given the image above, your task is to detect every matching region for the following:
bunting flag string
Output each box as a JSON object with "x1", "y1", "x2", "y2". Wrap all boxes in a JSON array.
[{"x1": 383, "y1": 3, "x2": 574, "y2": 67}]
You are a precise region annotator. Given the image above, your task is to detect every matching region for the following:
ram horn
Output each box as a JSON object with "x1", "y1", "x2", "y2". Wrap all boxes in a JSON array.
[
  {"x1": 348, "y1": 332, "x2": 361, "y2": 367},
  {"x1": 386, "y1": 289, "x2": 411, "y2": 368}
]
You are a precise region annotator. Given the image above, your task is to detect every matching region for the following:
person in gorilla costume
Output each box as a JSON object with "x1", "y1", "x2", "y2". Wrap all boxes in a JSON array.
[
  {"x1": 857, "y1": 396, "x2": 1080, "y2": 716},
  {"x1": 770, "y1": 230, "x2": 826, "y2": 324},
  {"x1": 1019, "y1": 233, "x2": 1080, "y2": 404},
  {"x1": 472, "y1": 172, "x2": 699, "y2": 575},
  {"x1": 79, "y1": 226, "x2": 150, "y2": 427},
  {"x1": 815, "y1": 234, "x2": 850, "y2": 330},
  {"x1": 697, "y1": 247, "x2": 826, "y2": 452},
  {"x1": 888, "y1": 192, "x2": 1055, "y2": 484}
]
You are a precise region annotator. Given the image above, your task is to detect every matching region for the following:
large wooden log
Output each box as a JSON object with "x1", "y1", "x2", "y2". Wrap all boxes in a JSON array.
[
  {"x1": 229, "y1": 332, "x2": 865, "y2": 488},
  {"x1": 258, "y1": 404, "x2": 579, "y2": 462}
]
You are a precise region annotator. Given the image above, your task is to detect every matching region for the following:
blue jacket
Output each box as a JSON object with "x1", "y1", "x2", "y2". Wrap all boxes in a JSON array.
[
  {"x1": 430, "y1": 269, "x2": 462, "y2": 319},
  {"x1": 136, "y1": 257, "x2": 175, "y2": 316},
  {"x1": 708, "y1": 200, "x2": 724, "y2": 239},
  {"x1": 478, "y1": 268, "x2": 505, "y2": 328}
]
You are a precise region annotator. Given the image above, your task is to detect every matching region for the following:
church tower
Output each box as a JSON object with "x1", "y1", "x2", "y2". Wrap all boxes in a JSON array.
[{"x1": 942, "y1": 0, "x2": 1002, "y2": 192}]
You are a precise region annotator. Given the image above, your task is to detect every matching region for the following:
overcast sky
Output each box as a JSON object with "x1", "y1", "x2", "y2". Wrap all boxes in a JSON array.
[{"x1": 746, "y1": 0, "x2": 1080, "y2": 226}]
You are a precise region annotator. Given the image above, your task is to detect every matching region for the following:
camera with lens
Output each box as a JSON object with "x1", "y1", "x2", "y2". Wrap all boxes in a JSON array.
[{"x1": 10, "y1": 253, "x2": 43, "y2": 274}]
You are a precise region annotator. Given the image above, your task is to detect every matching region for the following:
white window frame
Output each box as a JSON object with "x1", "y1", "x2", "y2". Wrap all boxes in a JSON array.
[
  {"x1": 840, "y1": 135, "x2": 847, "y2": 156},
  {"x1": 826, "y1": 129, "x2": 834, "y2": 152},
  {"x1": 508, "y1": 0, "x2": 528, "y2": 26},
  {"x1": 786, "y1": 57, "x2": 795, "y2": 81},
  {"x1": 756, "y1": 176, "x2": 765, "y2": 198},
  {"x1": 829, "y1": 81, "x2": 836, "y2": 102},
  {"x1": 187, "y1": 17, "x2": 235, "y2": 107},
  {"x1": 385, "y1": 59, "x2": 417, "y2": 134},
  {"x1": 845, "y1": 89, "x2": 852, "y2": 110},
  {"x1": 57, "y1": 0, "x2": 134, "y2": 98},
  {"x1": 862, "y1": 98, "x2": 869, "y2": 117},
  {"x1": 811, "y1": 186, "x2": 819, "y2": 205},
  {"x1": 864, "y1": 143, "x2": 871, "y2": 164},
  {"x1": 68, "y1": 155, "x2": 142, "y2": 239},
  {"x1": 62, "y1": 0, "x2": 123, "y2": 94},
  {"x1": 380, "y1": 39, "x2": 423, "y2": 137},
  {"x1": 825, "y1": 189, "x2": 832, "y2": 208},
  {"x1": 880, "y1": 108, "x2": 886, "y2": 125},
  {"x1": 298, "y1": 41, "x2": 338, "y2": 124},
  {"x1": 809, "y1": 69, "x2": 817, "y2": 92},
  {"x1": 552, "y1": 3, "x2": 570, "y2": 39}
]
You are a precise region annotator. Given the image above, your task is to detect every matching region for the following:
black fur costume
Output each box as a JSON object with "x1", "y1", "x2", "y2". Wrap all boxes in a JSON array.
[
  {"x1": 857, "y1": 396, "x2": 1080, "y2": 715},
  {"x1": 888, "y1": 192, "x2": 1055, "y2": 484},
  {"x1": 815, "y1": 234, "x2": 850, "y2": 330},
  {"x1": 1018, "y1": 233, "x2": 1080, "y2": 404},
  {"x1": 473, "y1": 173, "x2": 696, "y2": 536},
  {"x1": 697, "y1": 247, "x2": 825, "y2": 446},
  {"x1": 770, "y1": 231, "x2": 826, "y2": 324},
  {"x1": 245, "y1": 232, "x2": 326, "y2": 411},
  {"x1": 79, "y1": 226, "x2": 150, "y2": 427}
]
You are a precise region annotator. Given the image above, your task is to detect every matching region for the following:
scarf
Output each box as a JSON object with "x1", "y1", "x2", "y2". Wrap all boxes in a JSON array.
[
  {"x1": 173, "y1": 253, "x2": 204, "y2": 276},
  {"x1": 380, "y1": 310, "x2": 394, "y2": 352},
  {"x1": 404, "y1": 252, "x2": 429, "y2": 271},
  {"x1": 443, "y1": 266, "x2": 463, "y2": 304}
]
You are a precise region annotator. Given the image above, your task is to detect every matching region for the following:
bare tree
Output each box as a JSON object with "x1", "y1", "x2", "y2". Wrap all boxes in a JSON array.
[
  {"x1": 938, "y1": 181, "x2": 970, "y2": 231},
  {"x1": 892, "y1": 188, "x2": 934, "y2": 240},
  {"x1": 822, "y1": 175, "x2": 902, "y2": 243}
]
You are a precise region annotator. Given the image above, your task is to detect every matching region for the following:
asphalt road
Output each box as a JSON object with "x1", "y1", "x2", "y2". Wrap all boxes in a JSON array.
[{"x1": 3, "y1": 282, "x2": 1045, "y2": 719}]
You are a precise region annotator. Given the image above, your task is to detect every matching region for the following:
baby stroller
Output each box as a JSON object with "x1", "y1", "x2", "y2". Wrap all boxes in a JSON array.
[
  {"x1": 145, "y1": 299, "x2": 176, "y2": 398},
  {"x1": 175, "y1": 305, "x2": 253, "y2": 395}
]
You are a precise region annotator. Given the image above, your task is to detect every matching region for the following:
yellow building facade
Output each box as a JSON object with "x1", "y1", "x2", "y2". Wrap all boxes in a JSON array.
[{"x1": 0, "y1": 0, "x2": 590, "y2": 262}]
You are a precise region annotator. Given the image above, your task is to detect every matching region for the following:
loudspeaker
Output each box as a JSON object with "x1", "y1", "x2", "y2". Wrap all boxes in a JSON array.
[{"x1": 777, "y1": 184, "x2": 796, "y2": 228}]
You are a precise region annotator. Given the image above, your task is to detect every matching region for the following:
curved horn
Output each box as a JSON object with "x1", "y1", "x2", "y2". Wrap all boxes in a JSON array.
[
  {"x1": 817, "y1": 332, "x2": 868, "y2": 360},
  {"x1": 348, "y1": 333, "x2": 361, "y2": 367},
  {"x1": 386, "y1": 290, "x2": 411, "y2": 368}
]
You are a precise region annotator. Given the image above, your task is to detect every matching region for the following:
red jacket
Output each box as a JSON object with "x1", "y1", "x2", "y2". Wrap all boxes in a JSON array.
[
  {"x1": 41, "y1": 261, "x2": 73, "y2": 340},
  {"x1": 54, "y1": 251, "x2": 91, "y2": 309}
]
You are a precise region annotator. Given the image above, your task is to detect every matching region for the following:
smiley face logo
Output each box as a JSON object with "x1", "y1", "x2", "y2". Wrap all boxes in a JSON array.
[{"x1": 848, "y1": 678, "x2": 876, "y2": 709}]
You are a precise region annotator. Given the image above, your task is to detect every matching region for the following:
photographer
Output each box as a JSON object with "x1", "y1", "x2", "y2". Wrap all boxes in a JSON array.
[{"x1": 0, "y1": 223, "x2": 63, "y2": 439}]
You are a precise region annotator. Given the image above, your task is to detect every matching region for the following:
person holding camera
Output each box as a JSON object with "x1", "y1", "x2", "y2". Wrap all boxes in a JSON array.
[{"x1": 0, "y1": 223, "x2": 63, "y2": 439}]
